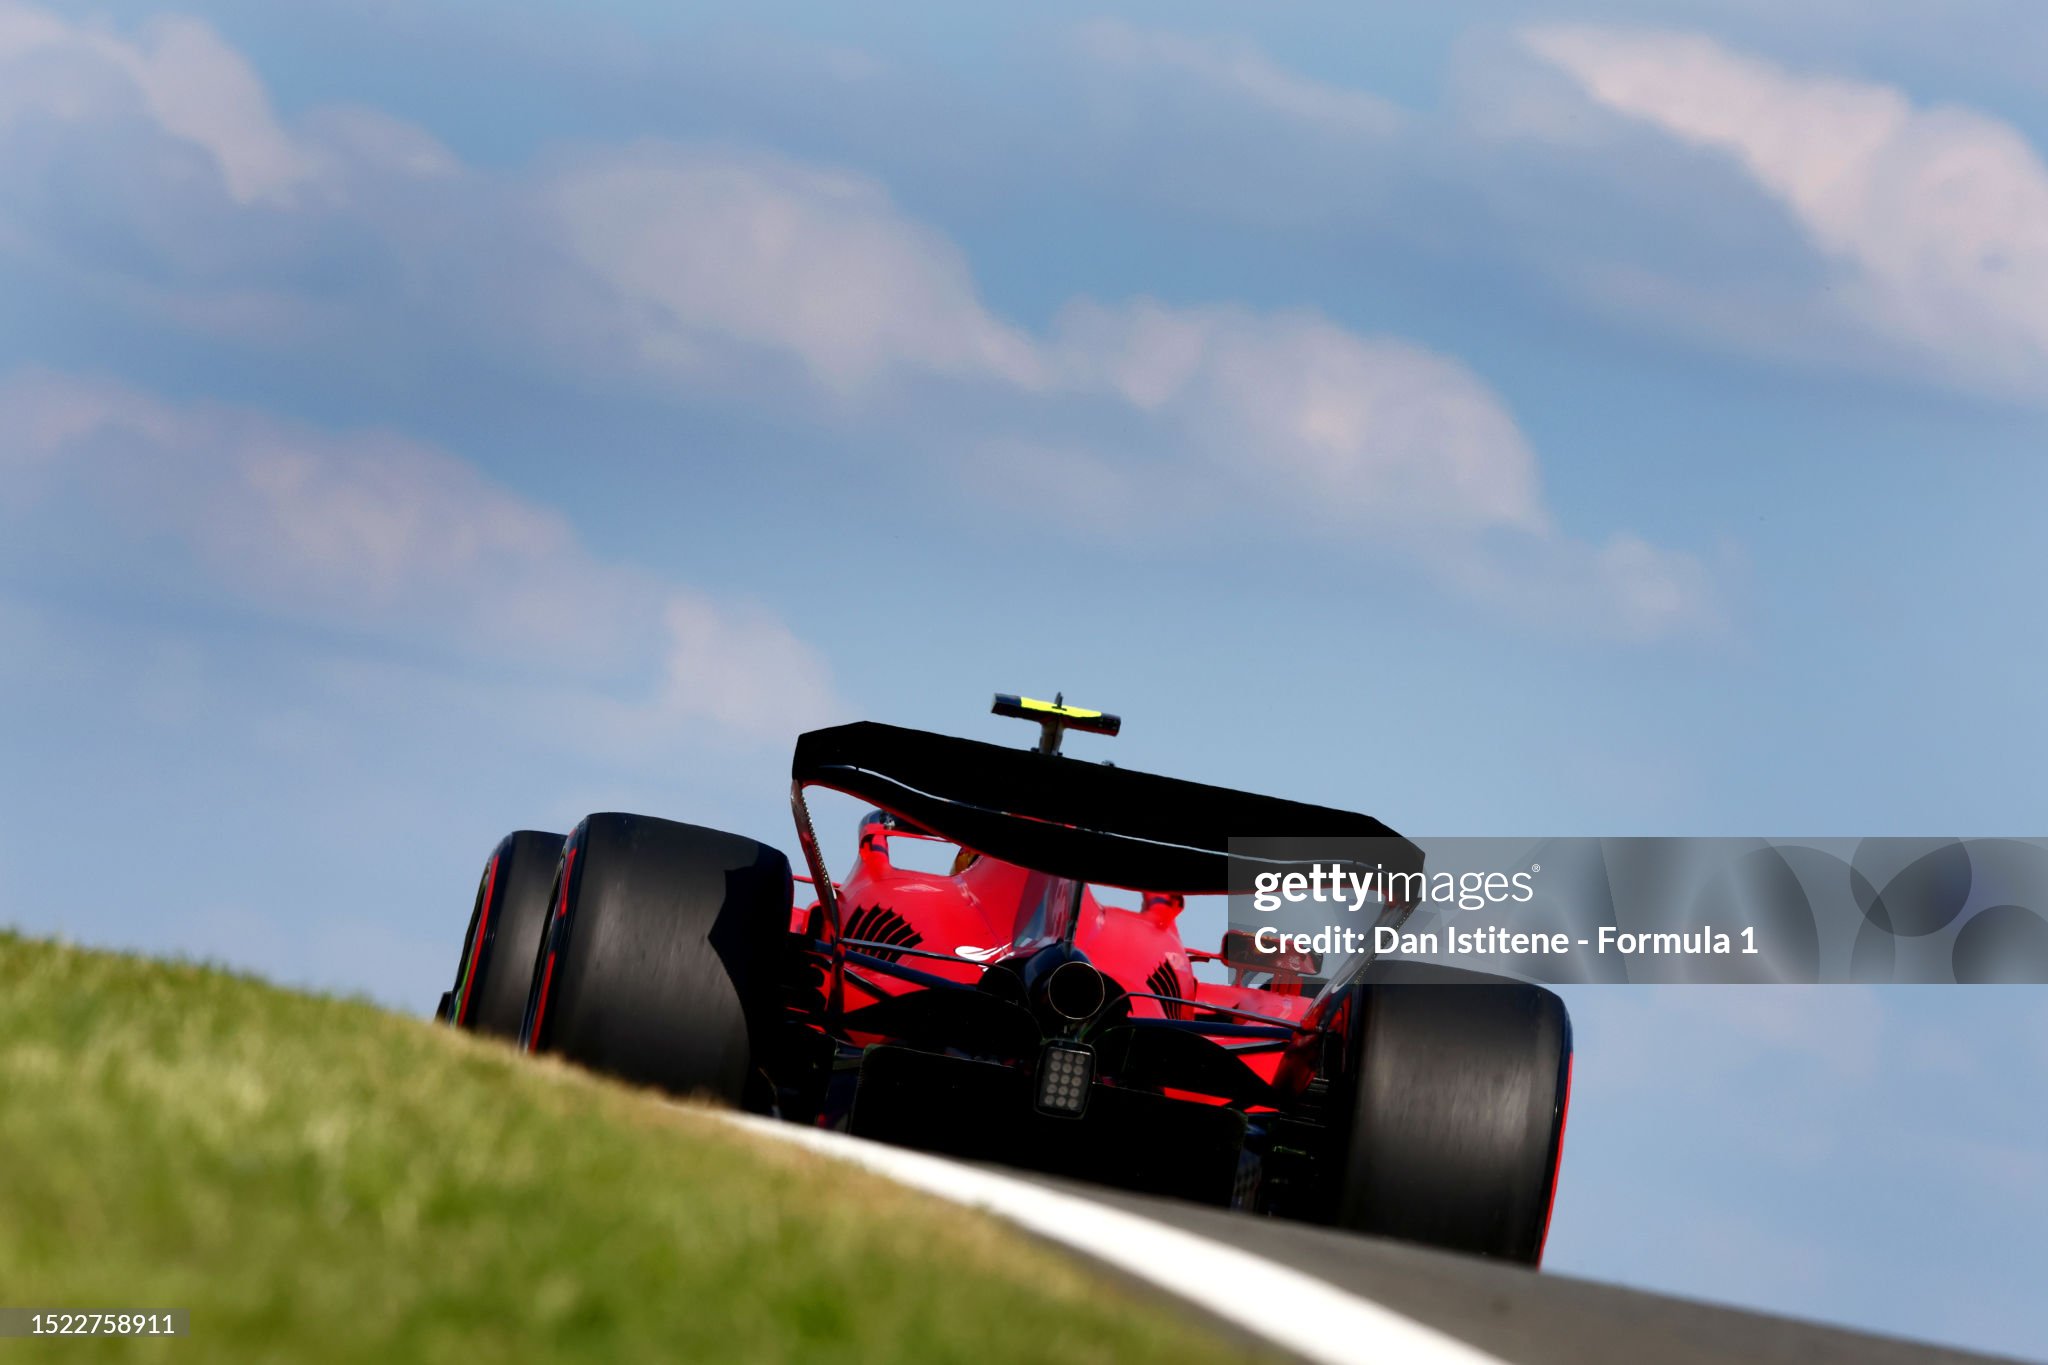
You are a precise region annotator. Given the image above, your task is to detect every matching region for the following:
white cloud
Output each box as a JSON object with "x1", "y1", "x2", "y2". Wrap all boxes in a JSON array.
[
  {"x1": 652, "y1": 591, "x2": 842, "y2": 742},
  {"x1": 1075, "y1": 19, "x2": 1402, "y2": 138},
  {"x1": 1058, "y1": 300, "x2": 1549, "y2": 534},
  {"x1": 0, "y1": 3, "x2": 461, "y2": 205},
  {"x1": 0, "y1": 3, "x2": 1717, "y2": 640},
  {"x1": 0, "y1": 371, "x2": 589, "y2": 644},
  {"x1": 0, "y1": 370, "x2": 845, "y2": 742},
  {"x1": 0, "y1": 3, "x2": 310, "y2": 204},
  {"x1": 1437, "y1": 528, "x2": 1725, "y2": 642},
  {"x1": 0, "y1": 10, "x2": 1009, "y2": 399},
  {"x1": 302, "y1": 105, "x2": 461, "y2": 186},
  {"x1": 0, "y1": 0, "x2": 461, "y2": 350},
  {"x1": 1522, "y1": 25, "x2": 2048, "y2": 396},
  {"x1": 542, "y1": 145, "x2": 1044, "y2": 395},
  {"x1": 1050, "y1": 299, "x2": 1718, "y2": 638}
]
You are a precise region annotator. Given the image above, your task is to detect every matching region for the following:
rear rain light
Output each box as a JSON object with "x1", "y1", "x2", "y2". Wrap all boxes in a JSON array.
[{"x1": 1036, "y1": 1041, "x2": 1095, "y2": 1117}]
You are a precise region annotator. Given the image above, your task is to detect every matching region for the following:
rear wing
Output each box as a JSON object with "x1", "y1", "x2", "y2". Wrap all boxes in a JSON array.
[{"x1": 791, "y1": 721, "x2": 1421, "y2": 894}]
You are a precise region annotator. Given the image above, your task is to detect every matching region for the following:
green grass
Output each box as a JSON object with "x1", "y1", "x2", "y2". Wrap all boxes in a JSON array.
[{"x1": 0, "y1": 932, "x2": 1260, "y2": 1363}]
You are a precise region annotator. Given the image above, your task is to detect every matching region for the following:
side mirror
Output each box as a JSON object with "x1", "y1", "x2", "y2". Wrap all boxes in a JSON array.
[{"x1": 1221, "y1": 928, "x2": 1321, "y2": 979}]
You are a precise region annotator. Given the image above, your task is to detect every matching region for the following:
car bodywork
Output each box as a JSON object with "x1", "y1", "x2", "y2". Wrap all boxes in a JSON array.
[{"x1": 762, "y1": 712, "x2": 1432, "y2": 1217}]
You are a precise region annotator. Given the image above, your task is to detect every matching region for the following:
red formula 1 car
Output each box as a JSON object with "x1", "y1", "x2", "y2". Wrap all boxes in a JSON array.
[{"x1": 440, "y1": 695, "x2": 1573, "y2": 1264}]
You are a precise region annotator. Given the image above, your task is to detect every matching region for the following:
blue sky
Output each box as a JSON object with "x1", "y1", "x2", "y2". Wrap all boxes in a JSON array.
[{"x1": 1, "y1": 1, "x2": 2045, "y2": 1357}]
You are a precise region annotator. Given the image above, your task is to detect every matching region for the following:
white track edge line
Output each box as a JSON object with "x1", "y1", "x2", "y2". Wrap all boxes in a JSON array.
[{"x1": 718, "y1": 1112, "x2": 1513, "y2": 1365}]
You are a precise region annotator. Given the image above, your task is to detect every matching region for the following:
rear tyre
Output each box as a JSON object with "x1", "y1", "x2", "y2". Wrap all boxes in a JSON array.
[
  {"x1": 520, "y1": 813, "x2": 792, "y2": 1106},
  {"x1": 445, "y1": 830, "x2": 566, "y2": 1038},
  {"x1": 1333, "y1": 961, "x2": 1571, "y2": 1265}
]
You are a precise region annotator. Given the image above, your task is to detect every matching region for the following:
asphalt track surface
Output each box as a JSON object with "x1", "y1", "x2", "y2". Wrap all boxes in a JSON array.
[
  {"x1": 725, "y1": 1113, "x2": 2027, "y2": 1365},
  {"x1": 1022, "y1": 1173, "x2": 2026, "y2": 1365}
]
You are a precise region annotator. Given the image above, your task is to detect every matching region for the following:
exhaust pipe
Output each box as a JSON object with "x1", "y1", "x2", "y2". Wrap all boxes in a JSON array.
[
  {"x1": 1044, "y1": 959, "x2": 1107, "y2": 1021},
  {"x1": 1021, "y1": 945, "x2": 1109, "y2": 1026}
]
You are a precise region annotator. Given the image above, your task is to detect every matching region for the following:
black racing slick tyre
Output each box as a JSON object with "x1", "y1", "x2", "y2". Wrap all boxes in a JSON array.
[
  {"x1": 519, "y1": 813, "x2": 792, "y2": 1107},
  {"x1": 445, "y1": 830, "x2": 566, "y2": 1039},
  {"x1": 1333, "y1": 961, "x2": 1572, "y2": 1266}
]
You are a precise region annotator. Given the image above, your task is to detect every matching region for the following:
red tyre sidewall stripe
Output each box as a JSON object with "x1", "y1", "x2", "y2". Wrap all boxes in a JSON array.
[
  {"x1": 1536, "y1": 1051, "x2": 1573, "y2": 1266},
  {"x1": 529, "y1": 952, "x2": 558, "y2": 1050},
  {"x1": 527, "y1": 844, "x2": 576, "y2": 1050},
  {"x1": 457, "y1": 854, "x2": 500, "y2": 1026}
]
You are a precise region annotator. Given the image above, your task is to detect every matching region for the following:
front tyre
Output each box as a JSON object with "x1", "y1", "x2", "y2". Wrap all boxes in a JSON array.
[
  {"x1": 1333, "y1": 962, "x2": 1572, "y2": 1265},
  {"x1": 521, "y1": 813, "x2": 792, "y2": 1107}
]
